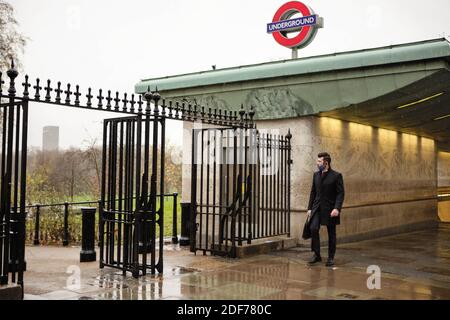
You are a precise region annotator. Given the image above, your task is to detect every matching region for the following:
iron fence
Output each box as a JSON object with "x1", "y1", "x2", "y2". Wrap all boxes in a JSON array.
[
  {"x1": 24, "y1": 193, "x2": 179, "y2": 247},
  {"x1": 0, "y1": 59, "x2": 293, "y2": 294},
  {"x1": 190, "y1": 127, "x2": 292, "y2": 257}
]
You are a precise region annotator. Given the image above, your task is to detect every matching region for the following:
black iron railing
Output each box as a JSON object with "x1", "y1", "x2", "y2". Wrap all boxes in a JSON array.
[
  {"x1": 1, "y1": 59, "x2": 257, "y2": 291},
  {"x1": 24, "y1": 193, "x2": 179, "y2": 247},
  {"x1": 190, "y1": 127, "x2": 292, "y2": 257}
]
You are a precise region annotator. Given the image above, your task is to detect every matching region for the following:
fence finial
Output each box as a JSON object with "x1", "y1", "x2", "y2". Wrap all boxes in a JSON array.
[
  {"x1": 152, "y1": 86, "x2": 161, "y2": 103},
  {"x1": 249, "y1": 105, "x2": 255, "y2": 121},
  {"x1": 239, "y1": 104, "x2": 245, "y2": 120},
  {"x1": 143, "y1": 85, "x2": 152, "y2": 102},
  {"x1": 130, "y1": 94, "x2": 136, "y2": 113},
  {"x1": 286, "y1": 129, "x2": 292, "y2": 140},
  {"x1": 45, "y1": 79, "x2": 53, "y2": 101},
  {"x1": 33, "y1": 78, "x2": 42, "y2": 100},
  {"x1": 7, "y1": 58, "x2": 19, "y2": 95},
  {"x1": 97, "y1": 89, "x2": 104, "y2": 109},
  {"x1": 143, "y1": 86, "x2": 153, "y2": 115},
  {"x1": 114, "y1": 91, "x2": 120, "y2": 111},
  {"x1": 137, "y1": 95, "x2": 143, "y2": 114},
  {"x1": 22, "y1": 75, "x2": 30, "y2": 98},
  {"x1": 74, "y1": 85, "x2": 81, "y2": 105},
  {"x1": 85, "y1": 87, "x2": 93, "y2": 107},
  {"x1": 122, "y1": 93, "x2": 128, "y2": 112},
  {"x1": 7, "y1": 58, "x2": 18, "y2": 77}
]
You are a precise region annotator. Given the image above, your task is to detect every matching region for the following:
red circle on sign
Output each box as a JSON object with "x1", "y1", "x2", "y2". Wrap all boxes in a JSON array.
[{"x1": 272, "y1": 1, "x2": 313, "y2": 48}]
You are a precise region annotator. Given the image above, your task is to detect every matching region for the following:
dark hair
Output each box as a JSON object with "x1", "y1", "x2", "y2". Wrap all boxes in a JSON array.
[{"x1": 318, "y1": 152, "x2": 331, "y2": 166}]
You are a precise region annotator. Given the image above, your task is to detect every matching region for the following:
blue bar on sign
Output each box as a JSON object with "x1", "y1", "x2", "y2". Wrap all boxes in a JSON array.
[{"x1": 267, "y1": 14, "x2": 317, "y2": 33}]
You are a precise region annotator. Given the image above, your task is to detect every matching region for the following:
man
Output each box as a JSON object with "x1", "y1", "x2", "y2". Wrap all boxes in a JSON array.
[{"x1": 307, "y1": 152, "x2": 345, "y2": 267}]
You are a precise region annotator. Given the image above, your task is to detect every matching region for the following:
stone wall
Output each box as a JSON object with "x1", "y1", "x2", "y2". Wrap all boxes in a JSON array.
[
  {"x1": 438, "y1": 151, "x2": 450, "y2": 187},
  {"x1": 181, "y1": 121, "x2": 193, "y2": 203},
  {"x1": 256, "y1": 116, "x2": 438, "y2": 244},
  {"x1": 437, "y1": 151, "x2": 450, "y2": 222}
]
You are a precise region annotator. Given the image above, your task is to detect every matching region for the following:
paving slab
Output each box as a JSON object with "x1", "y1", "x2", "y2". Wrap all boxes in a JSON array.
[{"x1": 21, "y1": 223, "x2": 450, "y2": 300}]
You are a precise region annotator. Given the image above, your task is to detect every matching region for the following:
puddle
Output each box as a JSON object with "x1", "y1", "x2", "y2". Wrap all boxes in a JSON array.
[
  {"x1": 89, "y1": 275, "x2": 130, "y2": 289},
  {"x1": 171, "y1": 266, "x2": 199, "y2": 275},
  {"x1": 336, "y1": 293, "x2": 359, "y2": 299}
]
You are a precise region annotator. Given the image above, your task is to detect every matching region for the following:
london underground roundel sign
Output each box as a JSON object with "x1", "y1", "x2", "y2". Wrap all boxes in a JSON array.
[{"x1": 267, "y1": 1, "x2": 323, "y2": 49}]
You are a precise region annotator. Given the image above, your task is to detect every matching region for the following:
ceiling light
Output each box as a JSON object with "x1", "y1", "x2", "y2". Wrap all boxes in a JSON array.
[
  {"x1": 433, "y1": 114, "x2": 450, "y2": 121},
  {"x1": 396, "y1": 92, "x2": 444, "y2": 109}
]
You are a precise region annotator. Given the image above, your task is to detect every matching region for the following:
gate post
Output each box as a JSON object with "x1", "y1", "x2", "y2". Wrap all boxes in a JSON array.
[
  {"x1": 63, "y1": 202, "x2": 69, "y2": 246},
  {"x1": 190, "y1": 129, "x2": 198, "y2": 253},
  {"x1": 80, "y1": 207, "x2": 97, "y2": 262},
  {"x1": 1, "y1": 60, "x2": 29, "y2": 291},
  {"x1": 179, "y1": 202, "x2": 191, "y2": 246},
  {"x1": 8, "y1": 210, "x2": 28, "y2": 274}
]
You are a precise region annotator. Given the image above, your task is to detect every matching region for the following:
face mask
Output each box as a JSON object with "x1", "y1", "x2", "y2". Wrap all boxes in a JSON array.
[{"x1": 318, "y1": 164, "x2": 325, "y2": 172}]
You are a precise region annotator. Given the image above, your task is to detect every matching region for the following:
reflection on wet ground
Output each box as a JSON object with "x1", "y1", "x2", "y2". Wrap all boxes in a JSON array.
[{"x1": 24, "y1": 223, "x2": 450, "y2": 300}]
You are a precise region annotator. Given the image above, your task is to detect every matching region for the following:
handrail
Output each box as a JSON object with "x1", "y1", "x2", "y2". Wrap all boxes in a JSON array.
[
  {"x1": 291, "y1": 196, "x2": 441, "y2": 213},
  {"x1": 24, "y1": 193, "x2": 177, "y2": 208},
  {"x1": 219, "y1": 174, "x2": 252, "y2": 245},
  {"x1": 226, "y1": 175, "x2": 252, "y2": 219}
]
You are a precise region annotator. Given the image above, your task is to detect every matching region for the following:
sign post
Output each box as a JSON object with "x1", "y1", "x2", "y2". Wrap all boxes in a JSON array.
[{"x1": 267, "y1": 1, "x2": 323, "y2": 58}]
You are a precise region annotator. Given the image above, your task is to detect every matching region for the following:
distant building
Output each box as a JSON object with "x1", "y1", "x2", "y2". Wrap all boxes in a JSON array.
[{"x1": 42, "y1": 126, "x2": 59, "y2": 152}]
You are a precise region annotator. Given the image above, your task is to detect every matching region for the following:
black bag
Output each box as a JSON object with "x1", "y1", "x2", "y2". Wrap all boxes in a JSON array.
[{"x1": 302, "y1": 215, "x2": 311, "y2": 240}]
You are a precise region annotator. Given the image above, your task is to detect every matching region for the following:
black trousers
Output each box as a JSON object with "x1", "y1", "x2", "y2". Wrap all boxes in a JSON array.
[{"x1": 310, "y1": 211, "x2": 336, "y2": 258}]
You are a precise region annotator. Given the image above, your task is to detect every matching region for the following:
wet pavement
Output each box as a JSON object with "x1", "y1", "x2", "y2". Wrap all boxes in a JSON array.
[{"x1": 23, "y1": 223, "x2": 450, "y2": 300}]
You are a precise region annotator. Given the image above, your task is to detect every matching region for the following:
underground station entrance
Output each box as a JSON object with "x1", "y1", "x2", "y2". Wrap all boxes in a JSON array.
[
  {"x1": 0, "y1": 61, "x2": 293, "y2": 299},
  {"x1": 2, "y1": 39, "x2": 450, "y2": 300}
]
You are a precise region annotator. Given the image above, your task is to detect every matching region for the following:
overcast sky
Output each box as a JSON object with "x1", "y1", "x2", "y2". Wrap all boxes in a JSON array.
[{"x1": 8, "y1": 0, "x2": 450, "y2": 149}]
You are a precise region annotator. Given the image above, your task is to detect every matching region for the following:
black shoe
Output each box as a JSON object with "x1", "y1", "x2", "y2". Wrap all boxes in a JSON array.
[
  {"x1": 326, "y1": 258, "x2": 335, "y2": 267},
  {"x1": 308, "y1": 255, "x2": 322, "y2": 265}
]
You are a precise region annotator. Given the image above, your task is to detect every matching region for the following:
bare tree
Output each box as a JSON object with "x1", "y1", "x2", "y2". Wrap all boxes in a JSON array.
[
  {"x1": 82, "y1": 130, "x2": 102, "y2": 199},
  {"x1": 0, "y1": 0, "x2": 27, "y2": 70},
  {"x1": 1, "y1": 1, "x2": 27, "y2": 133}
]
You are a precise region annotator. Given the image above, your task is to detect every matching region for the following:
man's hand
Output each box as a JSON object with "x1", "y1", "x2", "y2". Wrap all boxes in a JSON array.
[
  {"x1": 307, "y1": 210, "x2": 311, "y2": 218},
  {"x1": 330, "y1": 209, "x2": 340, "y2": 217}
]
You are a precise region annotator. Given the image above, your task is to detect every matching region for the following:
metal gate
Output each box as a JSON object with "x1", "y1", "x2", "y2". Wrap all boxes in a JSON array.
[
  {"x1": 190, "y1": 122, "x2": 292, "y2": 257},
  {"x1": 100, "y1": 93, "x2": 165, "y2": 277},
  {"x1": 0, "y1": 63, "x2": 28, "y2": 291},
  {"x1": 0, "y1": 59, "x2": 263, "y2": 294},
  {"x1": 190, "y1": 127, "x2": 254, "y2": 257}
]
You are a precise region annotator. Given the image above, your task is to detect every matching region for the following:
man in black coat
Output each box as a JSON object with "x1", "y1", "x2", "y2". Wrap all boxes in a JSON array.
[{"x1": 307, "y1": 152, "x2": 345, "y2": 267}]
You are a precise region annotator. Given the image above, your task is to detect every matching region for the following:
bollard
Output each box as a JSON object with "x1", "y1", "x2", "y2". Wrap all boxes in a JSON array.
[
  {"x1": 80, "y1": 207, "x2": 97, "y2": 262},
  {"x1": 62, "y1": 202, "x2": 69, "y2": 246},
  {"x1": 33, "y1": 205, "x2": 40, "y2": 245},
  {"x1": 8, "y1": 210, "x2": 28, "y2": 272},
  {"x1": 97, "y1": 200, "x2": 102, "y2": 248},
  {"x1": 179, "y1": 202, "x2": 191, "y2": 246}
]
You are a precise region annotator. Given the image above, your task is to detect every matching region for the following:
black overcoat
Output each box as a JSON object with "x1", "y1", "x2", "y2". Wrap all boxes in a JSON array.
[{"x1": 307, "y1": 169, "x2": 345, "y2": 226}]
